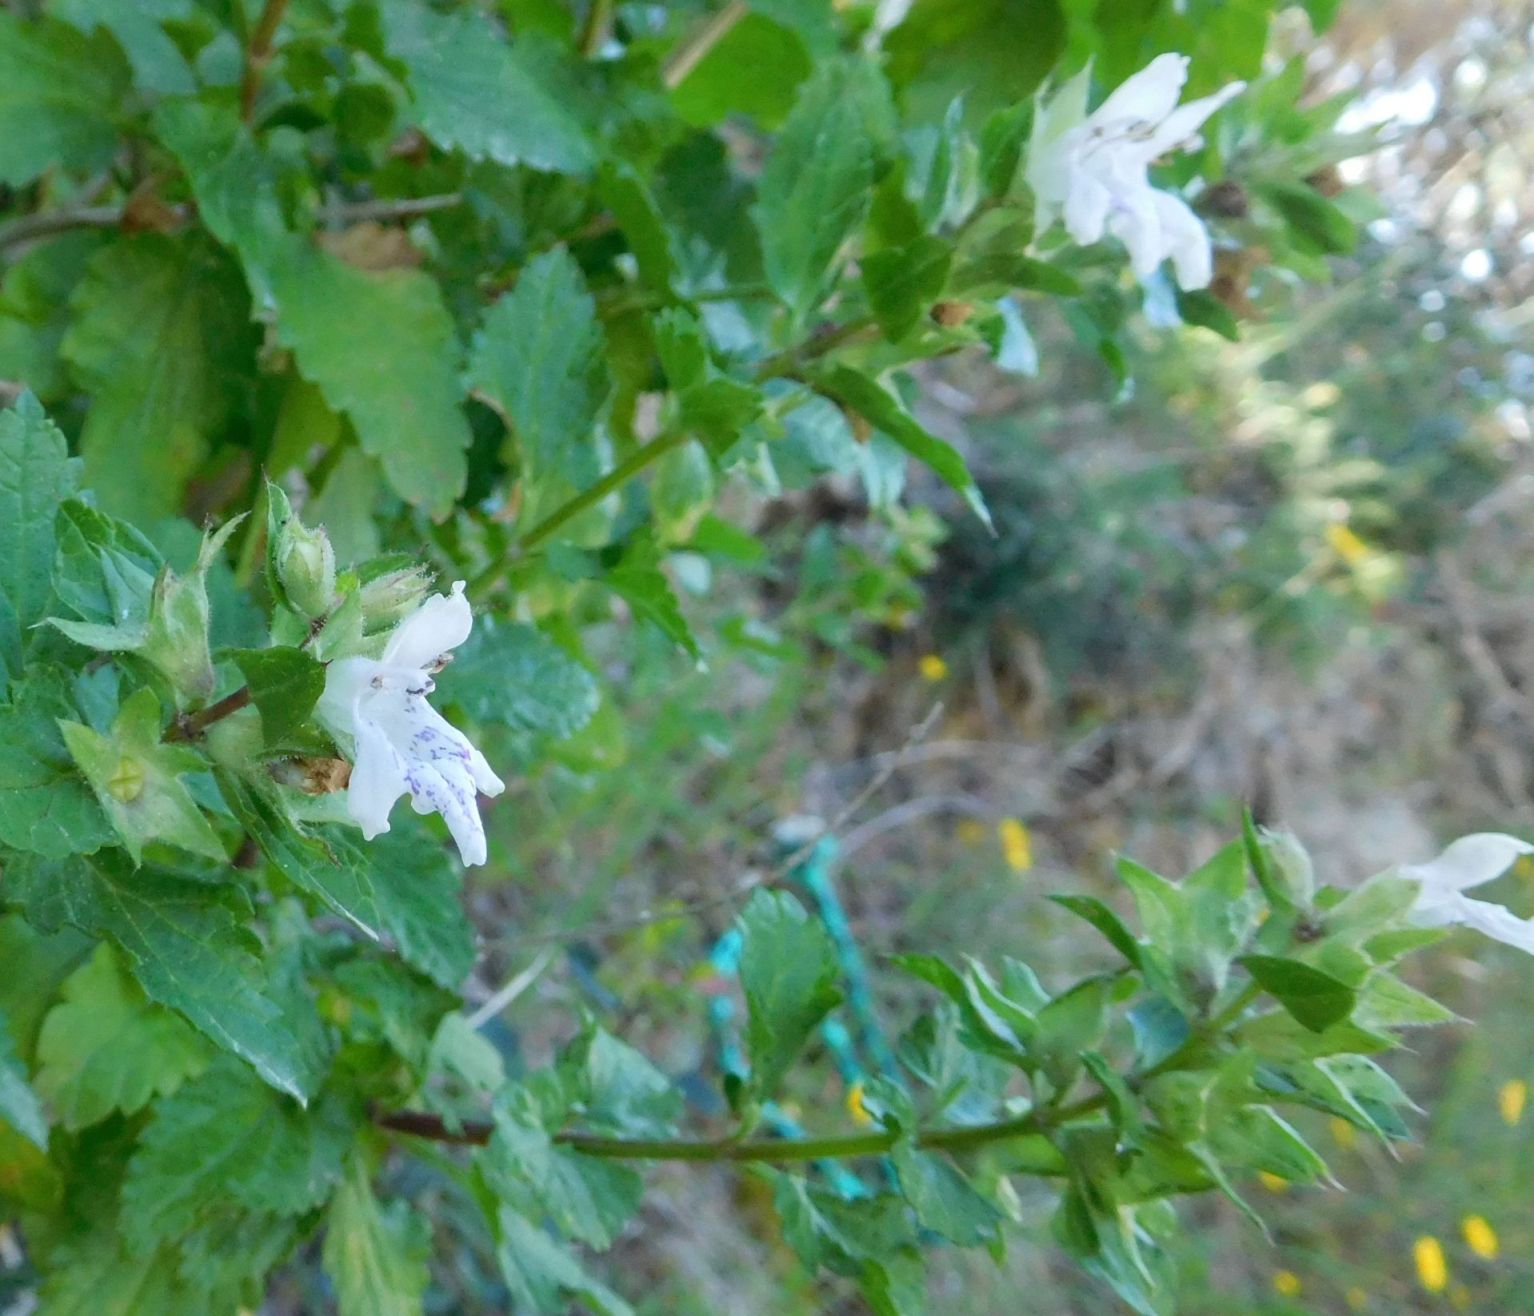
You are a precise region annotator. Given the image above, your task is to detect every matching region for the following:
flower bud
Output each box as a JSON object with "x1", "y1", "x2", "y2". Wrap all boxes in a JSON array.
[
  {"x1": 275, "y1": 515, "x2": 337, "y2": 620},
  {"x1": 357, "y1": 565, "x2": 433, "y2": 631}
]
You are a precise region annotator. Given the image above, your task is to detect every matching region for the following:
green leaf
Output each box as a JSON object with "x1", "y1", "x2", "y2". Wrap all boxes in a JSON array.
[
  {"x1": 604, "y1": 532, "x2": 700, "y2": 657},
  {"x1": 469, "y1": 249, "x2": 610, "y2": 526},
  {"x1": 497, "y1": 1207, "x2": 634, "y2": 1316},
  {"x1": 221, "y1": 776, "x2": 475, "y2": 989},
  {"x1": 597, "y1": 163, "x2": 681, "y2": 295},
  {"x1": 813, "y1": 365, "x2": 990, "y2": 529},
  {"x1": 949, "y1": 252, "x2": 1082, "y2": 298},
  {"x1": 7, "y1": 852, "x2": 313, "y2": 1100},
  {"x1": 1050, "y1": 894, "x2": 1143, "y2": 969},
  {"x1": 0, "y1": 1009, "x2": 47, "y2": 1148},
  {"x1": 861, "y1": 237, "x2": 952, "y2": 342},
  {"x1": 0, "y1": 673, "x2": 114, "y2": 858},
  {"x1": 379, "y1": 0, "x2": 592, "y2": 173},
  {"x1": 121, "y1": 1056, "x2": 353, "y2": 1246},
  {"x1": 565, "y1": 1027, "x2": 683, "y2": 1139},
  {"x1": 669, "y1": 13, "x2": 811, "y2": 129},
  {"x1": 1241, "y1": 955, "x2": 1357, "y2": 1033},
  {"x1": 34, "y1": 942, "x2": 209, "y2": 1130},
  {"x1": 0, "y1": 392, "x2": 76, "y2": 641},
  {"x1": 891, "y1": 1144, "x2": 1001, "y2": 1246},
  {"x1": 62, "y1": 235, "x2": 256, "y2": 523},
  {"x1": 1208, "y1": 1104, "x2": 1329, "y2": 1185},
  {"x1": 737, "y1": 889, "x2": 841, "y2": 1097},
  {"x1": 436, "y1": 616, "x2": 599, "y2": 744},
  {"x1": 59, "y1": 687, "x2": 226, "y2": 864},
  {"x1": 1176, "y1": 288, "x2": 1241, "y2": 341},
  {"x1": 487, "y1": 1088, "x2": 642, "y2": 1250},
  {"x1": 266, "y1": 238, "x2": 470, "y2": 518},
  {"x1": 322, "y1": 1154, "x2": 430, "y2": 1316},
  {"x1": 228, "y1": 647, "x2": 326, "y2": 748},
  {"x1": 49, "y1": 497, "x2": 159, "y2": 634},
  {"x1": 0, "y1": 11, "x2": 129, "y2": 185},
  {"x1": 886, "y1": 0, "x2": 1066, "y2": 123},
  {"x1": 51, "y1": 0, "x2": 195, "y2": 96},
  {"x1": 754, "y1": 62, "x2": 881, "y2": 320},
  {"x1": 1259, "y1": 180, "x2": 1357, "y2": 255}
]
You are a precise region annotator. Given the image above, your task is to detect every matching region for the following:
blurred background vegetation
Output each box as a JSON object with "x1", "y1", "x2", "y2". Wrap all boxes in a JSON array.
[{"x1": 236, "y1": 0, "x2": 1534, "y2": 1310}]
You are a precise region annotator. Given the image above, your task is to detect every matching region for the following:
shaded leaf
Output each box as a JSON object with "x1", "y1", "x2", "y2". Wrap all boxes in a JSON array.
[{"x1": 738, "y1": 889, "x2": 841, "y2": 1097}]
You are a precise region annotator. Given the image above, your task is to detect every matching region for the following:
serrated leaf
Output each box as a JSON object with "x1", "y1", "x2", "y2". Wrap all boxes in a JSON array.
[
  {"x1": 891, "y1": 1144, "x2": 1001, "y2": 1246},
  {"x1": 737, "y1": 889, "x2": 841, "y2": 1097},
  {"x1": 34, "y1": 941, "x2": 209, "y2": 1130},
  {"x1": 469, "y1": 249, "x2": 610, "y2": 527},
  {"x1": 0, "y1": 672, "x2": 114, "y2": 858},
  {"x1": 436, "y1": 615, "x2": 599, "y2": 745},
  {"x1": 6, "y1": 852, "x2": 313, "y2": 1100},
  {"x1": 564, "y1": 1026, "x2": 683, "y2": 1139},
  {"x1": 323, "y1": 1154, "x2": 430, "y2": 1316},
  {"x1": 487, "y1": 1088, "x2": 642, "y2": 1251},
  {"x1": 1241, "y1": 955, "x2": 1356, "y2": 1033},
  {"x1": 497, "y1": 1207, "x2": 634, "y2": 1316},
  {"x1": 228, "y1": 646, "x2": 325, "y2": 748},
  {"x1": 379, "y1": 0, "x2": 592, "y2": 173},
  {"x1": 49, "y1": 497, "x2": 160, "y2": 634},
  {"x1": 266, "y1": 237, "x2": 470, "y2": 518},
  {"x1": 62, "y1": 234, "x2": 257, "y2": 523},
  {"x1": 0, "y1": 1009, "x2": 46, "y2": 1148},
  {"x1": 221, "y1": 776, "x2": 475, "y2": 988},
  {"x1": 814, "y1": 365, "x2": 990, "y2": 529},
  {"x1": 51, "y1": 0, "x2": 195, "y2": 95},
  {"x1": 755, "y1": 62, "x2": 880, "y2": 320},
  {"x1": 0, "y1": 11, "x2": 129, "y2": 185},
  {"x1": 122, "y1": 1057, "x2": 352, "y2": 1246},
  {"x1": 0, "y1": 392, "x2": 76, "y2": 645}
]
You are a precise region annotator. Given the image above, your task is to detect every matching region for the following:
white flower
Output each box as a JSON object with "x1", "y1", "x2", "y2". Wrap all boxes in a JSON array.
[
  {"x1": 1402, "y1": 832, "x2": 1534, "y2": 953},
  {"x1": 317, "y1": 581, "x2": 505, "y2": 867},
  {"x1": 1026, "y1": 53, "x2": 1244, "y2": 289}
]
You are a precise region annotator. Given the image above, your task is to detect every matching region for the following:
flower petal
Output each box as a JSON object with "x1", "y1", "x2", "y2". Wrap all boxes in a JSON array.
[
  {"x1": 1143, "y1": 80, "x2": 1245, "y2": 158},
  {"x1": 346, "y1": 716, "x2": 411, "y2": 839},
  {"x1": 1092, "y1": 52, "x2": 1189, "y2": 128},
  {"x1": 382, "y1": 580, "x2": 474, "y2": 669},
  {"x1": 1404, "y1": 833, "x2": 1534, "y2": 894},
  {"x1": 1151, "y1": 188, "x2": 1215, "y2": 289},
  {"x1": 1108, "y1": 184, "x2": 1167, "y2": 278},
  {"x1": 1063, "y1": 166, "x2": 1114, "y2": 245},
  {"x1": 316, "y1": 656, "x2": 379, "y2": 750},
  {"x1": 1455, "y1": 896, "x2": 1534, "y2": 955}
]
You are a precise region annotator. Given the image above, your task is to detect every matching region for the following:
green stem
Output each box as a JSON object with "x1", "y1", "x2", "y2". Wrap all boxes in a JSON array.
[
  {"x1": 579, "y1": 0, "x2": 615, "y2": 56},
  {"x1": 377, "y1": 1095, "x2": 1103, "y2": 1162},
  {"x1": 469, "y1": 430, "x2": 691, "y2": 596},
  {"x1": 662, "y1": 1, "x2": 748, "y2": 90}
]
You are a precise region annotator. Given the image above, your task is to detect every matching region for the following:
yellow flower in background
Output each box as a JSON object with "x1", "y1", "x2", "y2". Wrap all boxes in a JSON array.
[
  {"x1": 1330, "y1": 1116, "x2": 1357, "y2": 1149},
  {"x1": 1345, "y1": 1287, "x2": 1369, "y2": 1311},
  {"x1": 846, "y1": 1081, "x2": 873, "y2": 1127},
  {"x1": 1414, "y1": 1236, "x2": 1449, "y2": 1293},
  {"x1": 956, "y1": 818, "x2": 986, "y2": 846},
  {"x1": 1327, "y1": 522, "x2": 1372, "y2": 566},
  {"x1": 1499, "y1": 1079, "x2": 1527, "y2": 1126},
  {"x1": 1258, "y1": 1172, "x2": 1288, "y2": 1193},
  {"x1": 1272, "y1": 1271, "x2": 1302, "y2": 1298},
  {"x1": 1462, "y1": 1214, "x2": 1499, "y2": 1260},
  {"x1": 999, "y1": 818, "x2": 1033, "y2": 872},
  {"x1": 918, "y1": 653, "x2": 949, "y2": 682}
]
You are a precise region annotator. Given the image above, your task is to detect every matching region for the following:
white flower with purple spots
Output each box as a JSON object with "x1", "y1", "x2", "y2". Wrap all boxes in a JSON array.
[
  {"x1": 317, "y1": 581, "x2": 505, "y2": 866},
  {"x1": 1403, "y1": 832, "x2": 1534, "y2": 954},
  {"x1": 1026, "y1": 53, "x2": 1244, "y2": 290}
]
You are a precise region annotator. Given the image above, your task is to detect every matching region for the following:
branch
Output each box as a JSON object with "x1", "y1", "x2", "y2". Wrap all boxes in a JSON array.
[
  {"x1": 0, "y1": 194, "x2": 466, "y2": 257},
  {"x1": 167, "y1": 686, "x2": 252, "y2": 741},
  {"x1": 376, "y1": 1098, "x2": 1098, "y2": 1161},
  {"x1": 240, "y1": 0, "x2": 292, "y2": 122}
]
